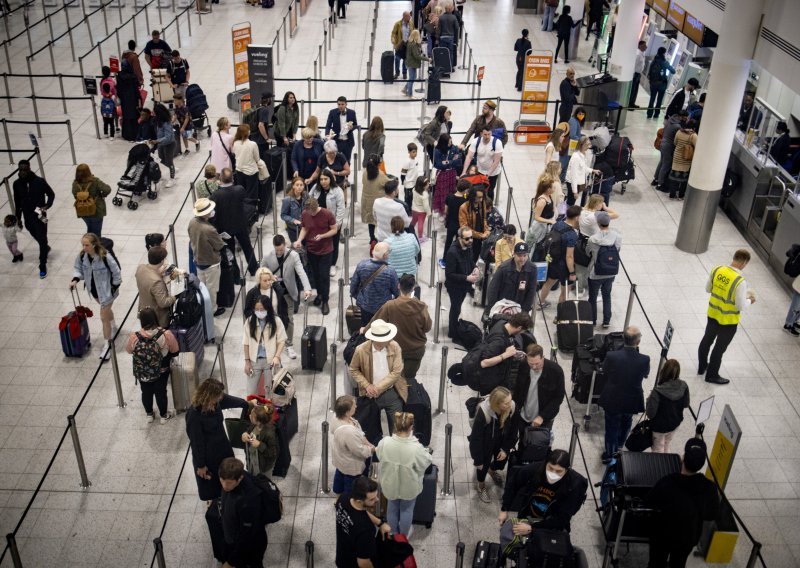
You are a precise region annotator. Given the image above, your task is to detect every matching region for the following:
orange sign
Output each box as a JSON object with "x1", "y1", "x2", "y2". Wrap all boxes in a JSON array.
[
  {"x1": 477, "y1": 66, "x2": 485, "y2": 81},
  {"x1": 514, "y1": 124, "x2": 551, "y2": 145},
  {"x1": 521, "y1": 53, "x2": 552, "y2": 115},
  {"x1": 232, "y1": 22, "x2": 252, "y2": 87}
]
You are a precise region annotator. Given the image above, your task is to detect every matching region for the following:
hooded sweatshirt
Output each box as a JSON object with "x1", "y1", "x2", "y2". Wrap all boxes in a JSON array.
[
  {"x1": 370, "y1": 295, "x2": 432, "y2": 352},
  {"x1": 586, "y1": 229, "x2": 622, "y2": 280},
  {"x1": 661, "y1": 114, "x2": 683, "y2": 153},
  {"x1": 646, "y1": 379, "x2": 690, "y2": 433}
]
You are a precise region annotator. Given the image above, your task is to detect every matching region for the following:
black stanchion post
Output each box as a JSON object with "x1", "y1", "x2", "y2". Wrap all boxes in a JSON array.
[
  {"x1": 153, "y1": 537, "x2": 166, "y2": 568},
  {"x1": 256, "y1": 226, "x2": 263, "y2": 261},
  {"x1": 108, "y1": 339, "x2": 127, "y2": 408},
  {"x1": 329, "y1": 343, "x2": 337, "y2": 411},
  {"x1": 428, "y1": 229, "x2": 438, "y2": 287},
  {"x1": 745, "y1": 542, "x2": 762, "y2": 568},
  {"x1": 455, "y1": 541, "x2": 465, "y2": 568},
  {"x1": 433, "y1": 281, "x2": 442, "y2": 343},
  {"x1": 441, "y1": 422, "x2": 453, "y2": 495},
  {"x1": 568, "y1": 423, "x2": 579, "y2": 466},
  {"x1": 168, "y1": 223, "x2": 178, "y2": 263},
  {"x1": 58, "y1": 74, "x2": 67, "y2": 114},
  {"x1": 320, "y1": 421, "x2": 330, "y2": 493},
  {"x1": 306, "y1": 540, "x2": 315, "y2": 568},
  {"x1": 1, "y1": 120, "x2": 12, "y2": 164},
  {"x1": 66, "y1": 119, "x2": 77, "y2": 164},
  {"x1": 6, "y1": 533, "x2": 22, "y2": 568},
  {"x1": 218, "y1": 341, "x2": 228, "y2": 389},
  {"x1": 436, "y1": 345, "x2": 448, "y2": 413},
  {"x1": 337, "y1": 277, "x2": 345, "y2": 342}
]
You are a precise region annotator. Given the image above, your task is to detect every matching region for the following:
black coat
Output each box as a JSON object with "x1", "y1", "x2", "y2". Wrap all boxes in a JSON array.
[
  {"x1": 665, "y1": 88, "x2": 689, "y2": 119},
  {"x1": 647, "y1": 472, "x2": 720, "y2": 549},
  {"x1": 487, "y1": 258, "x2": 538, "y2": 312},
  {"x1": 555, "y1": 14, "x2": 574, "y2": 40},
  {"x1": 219, "y1": 472, "x2": 267, "y2": 566},
  {"x1": 598, "y1": 347, "x2": 650, "y2": 414},
  {"x1": 324, "y1": 108, "x2": 359, "y2": 144},
  {"x1": 501, "y1": 462, "x2": 588, "y2": 531},
  {"x1": 13, "y1": 173, "x2": 55, "y2": 221},
  {"x1": 243, "y1": 284, "x2": 288, "y2": 328},
  {"x1": 186, "y1": 394, "x2": 249, "y2": 501},
  {"x1": 211, "y1": 184, "x2": 250, "y2": 234},
  {"x1": 512, "y1": 358, "x2": 565, "y2": 423},
  {"x1": 444, "y1": 241, "x2": 476, "y2": 292},
  {"x1": 558, "y1": 78, "x2": 580, "y2": 123},
  {"x1": 468, "y1": 400, "x2": 519, "y2": 467}
]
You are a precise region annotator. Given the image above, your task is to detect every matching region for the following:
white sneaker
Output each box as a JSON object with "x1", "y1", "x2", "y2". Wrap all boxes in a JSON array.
[
  {"x1": 286, "y1": 346, "x2": 297, "y2": 359},
  {"x1": 160, "y1": 412, "x2": 173, "y2": 425},
  {"x1": 99, "y1": 343, "x2": 110, "y2": 360},
  {"x1": 165, "y1": 179, "x2": 175, "y2": 188},
  {"x1": 329, "y1": 266, "x2": 337, "y2": 277},
  {"x1": 146, "y1": 414, "x2": 154, "y2": 424}
]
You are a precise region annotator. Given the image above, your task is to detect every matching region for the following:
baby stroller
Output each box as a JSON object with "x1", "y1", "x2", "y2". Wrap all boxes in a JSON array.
[
  {"x1": 112, "y1": 143, "x2": 161, "y2": 210},
  {"x1": 601, "y1": 133, "x2": 635, "y2": 194},
  {"x1": 185, "y1": 84, "x2": 212, "y2": 138}
]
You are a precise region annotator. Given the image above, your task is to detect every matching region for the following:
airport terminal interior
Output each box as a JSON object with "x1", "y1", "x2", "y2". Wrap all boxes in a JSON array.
[{"x1": 0, "y1": 0, "x2": 799, "y2": 566}]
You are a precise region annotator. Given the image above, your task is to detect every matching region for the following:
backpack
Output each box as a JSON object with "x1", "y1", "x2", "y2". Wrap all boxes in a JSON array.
[
  {"x1": 100, "y1": 237, "x2": 121, "y2": 273},
  {"x1": 461, "y1": 342, "x2": 505, "y2": 395},
  {"x1": 785, "y1": 245, "x2": 800, "y2": 278},
  {"x1": 242, "y1": 105, "x2": 260, "y2": 135},
  {"x1": 132, "y1": 330, "x2": 164, "y2": 384},
  {"x1": 270, "y1": 103, "x2": 282, "y2": 127},
  {"x1": 100, "y1": 97, "x2": 116, "y2": 117},
  {"x1": 253, "y1": 473, "x2": 283, "y2": 524},
  {"x1": 594, "y1": 243, "x2": 620, "y2": 276},
  {"x1": 455, "y1": 319, "x2": 482, "y2": 350},
  {"x1": 540, "y1": 222, "x2": 571, "y2": 261},
  {"x1": 74, "y1": 185, "x2": 97, "y2": 218},
  {"x1": 479, "y1": 230, "x2": 503, "y2": 263},
  {"x1": 174, "y1": 286, "x2": 202, "y2": 328},
  {"x1": 648, "y1": 59, "x2": 667, "y2": 84},
  {"x1": 270, "y1": 367, "x2": 296, "y2": 407},
  {"x1": 470, "y1": 136, "x2": 499, "y2": 167},
  {"x1": 148, "y1": 160, "x2": 162, "y2": 183}
]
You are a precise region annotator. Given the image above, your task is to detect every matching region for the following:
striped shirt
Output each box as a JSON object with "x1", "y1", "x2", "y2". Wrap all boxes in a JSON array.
[
  {"x1": 671, "y1": 130, "x2": 697, "y2": 173},
  {"x1": 384, "y1": 232, "x2": 421, "y2": 277}
]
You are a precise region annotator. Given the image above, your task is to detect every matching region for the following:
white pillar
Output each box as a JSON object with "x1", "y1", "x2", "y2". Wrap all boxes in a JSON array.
[
  {"x1": 675, "y1": 0, "x2": 765, "y2": 253},
  {"x1": 608, "y1": 0, "x2": 646, "y2": 81}
]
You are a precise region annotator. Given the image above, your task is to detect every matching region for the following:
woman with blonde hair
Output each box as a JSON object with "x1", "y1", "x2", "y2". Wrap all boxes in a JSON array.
[
  {"x1": 196, "y1": 164, "x2": 219, "y2": 199},
  {"x1": 232, "y1": 123, "x2": 261, "y2": 200},
  {"x1": 579, "y1": 193, "x2": 619, "y2": 238},
  {"x1": 210, "y1": 116, "x2": 234, "y2": 172},
  {"x1": 244, "y1": 266, "x2": 279, "y2": 319},
  {"x1": 566, "y1": 134, "x2": 599, "y2": 206},
  {"x1": 541, "y1": 160, "x2": 566, "y2": 217},
  {"x1": 186, "y1": 378, "x2": 249, "y2": 501},
  {"x1": 362, "y1": 116, "x2": 386, "y2": 168},
  {"x1": 305, "y1": 115, "x2": 322, "y2": 138},
  {"x1": 70, "y1": 233, "x2": 121, "y2": 360},
  {"x1": 241, "y1": 403, "x2": 279, "y2": 475},
  {"x1": 544, "y1": 128, "x2": 565, "y2": 165},
  {"x1": 403, "y1": 29, "x2": 430, "y2": 97},
  {"x1": 71, "y1": 164, "x2": 111, "y2": 236},
  {"x1": 242, "y1": 294, "x2": 286, "y2": 397},
  {"x1": 468, "y1": 386, "x2": 518, "y2": 503},
  {"x1": 376, "y1": 412, "x2": 433, "y2": 537}
]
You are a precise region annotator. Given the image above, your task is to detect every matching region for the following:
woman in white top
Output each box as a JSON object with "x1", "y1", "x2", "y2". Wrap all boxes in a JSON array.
[
  {"x1": 544, "y1": 127, "x2": 565, "y2": 165},
  {"x1": 242, "y1": 295, "x2": 287, "y2": 397},
  {"x1": 232, "y1": 124, "x2": 261, "y2": 202},
  {"x1": 566, "y1": 135, "x2": 599, "y2": 207},
  {"x1": 579, "y1": 194, "x2": 619, "y2": 238},
  {"x1": 210, "y1": 117, "x2": 234, "y2": 173}
]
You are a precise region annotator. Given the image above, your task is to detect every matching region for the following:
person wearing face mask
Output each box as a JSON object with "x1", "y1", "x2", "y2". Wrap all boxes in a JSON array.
[
  {"x1": 135, "y1": 245, "x2": 177, "y2": 328},
  {"x1": 498, "y1": 449, "x2": 588, "y2": 557},
  {"x1": 242, "y1": 296, "x2": 287, "y2": 398}
]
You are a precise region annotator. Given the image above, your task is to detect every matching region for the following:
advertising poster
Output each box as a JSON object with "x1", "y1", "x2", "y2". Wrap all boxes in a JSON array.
[
  {"x1": 521, "y1": 53, "x2": 552, "y2": 115},
  {"x1": 247, "y1": 45, "x2": 275, "y2": 107},
  {"x1": 232, "y1": 22, "x2": 252, "y2": 87}
]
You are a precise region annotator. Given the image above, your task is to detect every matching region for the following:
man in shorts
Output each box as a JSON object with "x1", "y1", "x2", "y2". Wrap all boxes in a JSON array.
[{"x1": 537, "y1": 205, "x2": 581, "y2": 309}]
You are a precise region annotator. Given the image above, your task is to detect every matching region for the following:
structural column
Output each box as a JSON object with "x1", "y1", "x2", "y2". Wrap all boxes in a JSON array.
[
  {"x1": 608, "y1": 0, "x2": 646, "y2": 122},
  {"x1": 675, "y1": 0, "x2": 765, "y2": 253}
]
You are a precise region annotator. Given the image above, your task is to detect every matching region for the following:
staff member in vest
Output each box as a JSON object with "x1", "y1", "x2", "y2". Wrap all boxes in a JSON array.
[{"x1": 699, "y1": 249, "x2": 755, "y2": 385}]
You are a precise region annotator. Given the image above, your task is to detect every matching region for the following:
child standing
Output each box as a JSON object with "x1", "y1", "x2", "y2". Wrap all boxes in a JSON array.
[
  {"x1": 173, "y1": 94, "x2": 199, "y2": 156},
  {"x1": 401, "y1": 142, "x2": 420, "y2": 210},
  {"x1": 100, "y1": 83, "x2": 117, "y2": 139},
  {"x1": 410, "y1": 177, "x2": 431, "y2": 243},
  {"x1": 3, "y1": 215, "x2": 22, "y2": 263}
]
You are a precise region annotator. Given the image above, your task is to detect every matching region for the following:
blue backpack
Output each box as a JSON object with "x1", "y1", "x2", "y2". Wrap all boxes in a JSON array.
[{"x1": 100, "y1": 97, "x2": 116, "y2": 117}]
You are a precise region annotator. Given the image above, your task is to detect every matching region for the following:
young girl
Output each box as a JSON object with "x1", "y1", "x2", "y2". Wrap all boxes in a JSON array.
[
  {"x1": 100, "y1": 82, "x2": 117, "y2": 139},
  {"x1": 241, "y1": 403, "x2": 279, "y2": 476},
  {"x1": 3, "y1": 215, "x2": 22, "y2": 263},
  {"x1": 410, "y1": 177, "x2": 431, "y2": 242}
]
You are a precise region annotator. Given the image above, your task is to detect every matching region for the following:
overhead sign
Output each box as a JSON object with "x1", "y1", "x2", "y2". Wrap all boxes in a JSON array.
[
  {"x1": 666, "y1": 1, "x2": 685, "y2": 30},
  {"x1": 231, "y1": 22, "x2": 252, "y2": 87},
  {"x1": 109, "y1": 55, "x2": 120, "y2": 73},
  {"x1": 652, "y1": 0, "x2": 669, "y2": 18},
  {"x1": 82, "y1": 76, "x2": 98, "y2": 96},
  {"x1": 683, "y1": 13, "x2": 704, "y2": 46},
  {"x1": 477, "y1": 66, "x2": 485, "y2": 82},
  {"x1": 247, "y1": 44, "x2": 275, "y2": 109},
  {"x1": 662, "y1": 320, "x2": 674, "y2": 351},
  {"x1": 521, "y1": 52, "x2": 552, "y2": 116}
]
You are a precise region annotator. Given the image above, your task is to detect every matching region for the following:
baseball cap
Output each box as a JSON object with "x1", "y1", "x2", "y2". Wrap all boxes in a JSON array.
[
  {"x1": 514, "y1": 242, "x2": 529, "y2": 255},
  {"x1": 683, "y1": 438, "x2": 707, "y2": 473},
  {"x1": 596, "y1": 211, "x2": 611, "y2": 227}
]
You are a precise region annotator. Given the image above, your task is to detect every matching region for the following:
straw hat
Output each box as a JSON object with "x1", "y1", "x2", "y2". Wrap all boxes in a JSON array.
[
  {"x1": 364, "y1": 319, "x2": 398, "y2": 342},
  {"x1": 193, "y1": 198, "x2": 216, "y2": 217}
]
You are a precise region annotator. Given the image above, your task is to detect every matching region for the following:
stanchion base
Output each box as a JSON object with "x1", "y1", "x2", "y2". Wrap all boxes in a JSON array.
[{"x1": 79, "y1": 481, "x2": 92, "y2": 490}]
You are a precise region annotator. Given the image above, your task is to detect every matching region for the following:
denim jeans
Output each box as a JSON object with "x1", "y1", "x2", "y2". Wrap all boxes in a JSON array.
[
  {"x1": 785, "y1": 291, "x2": 800, "y2": 326},
  {"x1": 541, "y1": 5, "x2": 556, "y2": 31},
  {"x1": 647, "y1": 83, "x2": 667, "y2": 118},
  {"x1": 588, "y1": 277, "x2": 614, "y2": 325},
  {"x1": 603, "y1": 411, "x2": 633, "y2": 459},
  {"x1": 405, "y1": 66, "x2": 418, "y2": 94},
  {"x1": 83, "y1": 216, "x2": 104, "y2": 237},
  {"x1": 387, "y1": 497, "x2": 417, "y2": 536},
  {"x1": 333, "y1": 469, "x2": 359, "y2": 494},
  {"x1": 394, "y1": 51, "x2": 407, "y2": 76}
]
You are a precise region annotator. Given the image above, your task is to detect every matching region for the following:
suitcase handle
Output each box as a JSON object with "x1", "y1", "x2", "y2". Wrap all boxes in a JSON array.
[
  {"x1": 303, "y1": 296, "x2": 309, "y2": 329},
  {"x1": 70, "y1": 287, "x2": 83, "y2": 309}
]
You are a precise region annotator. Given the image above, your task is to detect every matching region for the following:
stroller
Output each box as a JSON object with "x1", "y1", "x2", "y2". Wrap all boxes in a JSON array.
[
  {"x1": 601, "y1": 133, "x2": 635, "y2": 194},
  {"x1": 185, "y1": 84, "x2": 212, "y2": 138},
  {"x1": 112, "y1": 143, "x2": 161, "y2": 210}
]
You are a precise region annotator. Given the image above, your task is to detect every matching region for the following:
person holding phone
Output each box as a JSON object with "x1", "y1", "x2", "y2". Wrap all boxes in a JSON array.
[{"x1": 242, "y1": 295, "x2": 287, "y2": 397}]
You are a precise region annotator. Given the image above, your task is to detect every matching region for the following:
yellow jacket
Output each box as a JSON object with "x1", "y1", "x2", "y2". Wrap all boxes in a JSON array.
[{"x1": 391, "y1": 19, "x2": 416, "y2": 49}]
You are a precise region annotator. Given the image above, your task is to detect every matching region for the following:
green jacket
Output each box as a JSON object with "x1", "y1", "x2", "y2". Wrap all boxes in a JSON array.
[
  {"x1": 274, "y1": 104, "x2": 299, "y2": 139},
  {"x1": 375, "y1": 433, "x2": 432, "y2": 500},
  {"x1": 72, "y1": 177, "x2": 111, "y2": 218},
  {"x1": 406, "y1": 41, "x2": 426, "y2": 70}
]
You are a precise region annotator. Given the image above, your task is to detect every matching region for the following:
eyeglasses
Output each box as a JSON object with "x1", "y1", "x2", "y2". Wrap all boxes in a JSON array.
[{"x1": 461, "y1": 236, "x2": 473, "y2": 241}]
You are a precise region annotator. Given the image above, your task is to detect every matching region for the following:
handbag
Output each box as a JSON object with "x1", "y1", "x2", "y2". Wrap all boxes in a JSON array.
[
  {"x1": 373, "y1": 533, "x2": 415, "y2": 568},
  {"x1": 530, "y1": 529, "x2": 573, "y2": 561},
  {"x1": 224, "y1": 416, "x2": 250, "y2": 450},
  {"x1": 257, "y1": 159, "x2": 270, "y2": 181},
  {"x1": 624, "y1": 417, "x2": 653, "y2": 452}
]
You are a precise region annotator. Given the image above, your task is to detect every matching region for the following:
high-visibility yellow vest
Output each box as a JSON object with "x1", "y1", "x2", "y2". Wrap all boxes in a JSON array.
[{"x1": 707, "y1": 265, "x2": 744, "y2": 325}]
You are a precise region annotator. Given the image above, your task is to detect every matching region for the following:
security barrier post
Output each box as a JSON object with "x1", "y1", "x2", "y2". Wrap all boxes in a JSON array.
[
  {"x1": 343, "y1": 227, "x2": 350, "y2": 278},
  {"x1": 66, "y1": 119, "x2": 77, "y2": 164},
  {"x1": 272, "y1": 185, "x2": 278, "y2": 235},
  {"x1": 217, "y1": 341, "x2": 228, "y2": 390},
  {"x1": 505, "y1": 184, "x2": 513, "y2": 223},
  {"x1": 428, "y1": 229, "x2": 438, "y2": 287},
  {"x1": 441, "y1": 423, "x2": 453, "y2": 495},
  {"x1": 436, "y1": 345, "x2": 448, "y2": 413},
  {"x1": 337, "y1": 277, "x2": 345, "y2": 342},
  {"x1": 2, "y1": 72, "x2": 11, "y2": 114},
  {"x1": 568, "y1": 423, "x2": 579, "y2": 466},
  {"x1": 320, "y1": 421, "x2": 331, "y2": 493},
  {"x1": 329, "y1": 344, "x2": 337, "y2": 411},
  {"x1": 58, "y1": 74, "x2": 68, "y2": 114},
  {"x1": 624, "y1": 284, "x2": 636, "y2": 330},
  {"x1": 433, "y1": 281, "x2": 443, "y2": 344},
  {"x1": 108, "y1": 339, "x2": 127, "y2": 408},
  {"x1": 6, "y1": 533, "x2": 22, "y2": 568},
  {"x1": 2, "y1": 121, "x2": 11, "y2": 164},
  {"x1": 256, "y1": 226, "x2": 263, "y2": 261},
  {"x1": 90, "y1": 95, "x2": 101, "y2": 140},
  {"x1": 168, "y1": 224, "x2": 178, "y2": 263},
  {"x1": 68, "y1": 414, "x2": 91, "y2": 489}
]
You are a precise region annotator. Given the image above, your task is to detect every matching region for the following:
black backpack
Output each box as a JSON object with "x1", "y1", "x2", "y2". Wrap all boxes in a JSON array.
[
  {"x1": 785, "y1": 245, "x2": 800, "y2": 278},
  {"x1": 174, "y1": 285, "x2": 202, "y2": 328},
  {"x1": 253, "y1": 473, "x2": 283, "y2": 525},
  {"x1": 455, "y1": 319, "x2": 482, "y2": 350},
  {"x1": 540, "y1": 223, "x2": 571, "y2": 261},
  {"x1": 462, "y1": 343, "x2": 505, "y2": 395},
  {"x1": 594, "y1": 243, "x2": 620, "y2": 276},
  {"x1": 100, "y1": 237, "x2": 121, "y2": 272}
]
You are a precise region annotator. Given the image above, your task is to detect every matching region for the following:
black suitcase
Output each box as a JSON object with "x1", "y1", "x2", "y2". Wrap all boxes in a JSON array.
[
  {"x1": 217, "y1": 248, "x2": 236, "y2": 308},
  {"x1": 412, "y1": 463, "x2": 438, "y2": 527},
  {"x1": 571, "y1": 354, "x2": 606, "y2": 405},
  {"x1": 473, "y1": 541, "x2": 501, "y2": 567},
  {"x1": 205, "y1": 501, "x2": 226, "y2": 562},
  {"x1": 300, "y1": 300, "x2": 327, "y2": 371},
  {"x1": 258, "y1": 177, "x2": 272, "y2": 215},
  {"x1": 519, "y1": 426, "x2": 551, "y2": 463},
  {"x1": 354, "y1": 395, "x2": 383, "y2": 446},
  {"x1": 432, "y1": 46, "x2": 452, "y2": 75},
  {"x1": 404, "y1": 377, "x2": 432, "y2": 447},
  {"x1": 556, "y1": 287, "x2": 593, "y2": 352},
  {"x1": 380, "y1": 50, "x2": 395, "y2": 83},
  {"x1": 276, "y1": 397, "x2": 299, "y2": 441},
  {"x1": 272, "y1": 418, "x2": 293, "y2": 477},
  {"x1": 618, "y1": 451, "x2": 681, "y2": 497},
  {"x1": 266, "y1": 147, "x2": 286, "y2": 187},
  {"x1": 427, "y1": 69, "x2": 442, "y2": 104}
]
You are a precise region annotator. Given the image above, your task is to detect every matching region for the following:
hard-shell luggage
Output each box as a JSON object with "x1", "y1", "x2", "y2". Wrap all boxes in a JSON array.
[
  {"x1": 472, "y1": 541, "x2": 501, "y2": 567},
  {"x1": 59, "y1": 289, "x2": 92, "y2": 358},
  {"x1": 170, "y1": 352, "x2": 199, "y2": 412},
  {"x1": 519, "y1": 426, "x2": 551, "y2": 463},
  {"x1": 258, "y1": 177, "x2": 272, "y2": 215},
  {"x1": 197, "y1": 280, "x2": 215, "y2": 343},
  {"x1": 432, "y1": 46, "x2": 452, "y2": 75},
  {"x1": 412, "y1": 463, "x2": 438, "y2": 528},
  {"x1": 556, "y1": 285, "x2": 593, "y2": 352},
  {"x1": 271, "y1": 401, "x2": 297, "y2": 477},
  {"x1": 151, "y1": 69, "x2": 173, "y2": 103},
  {"x1": 427, "y1": 69, "x2": 442, "y2": 104},
  {"x1": 276, "y1": 397, "x2": 299, "y2": 441},
  {"x1": 404, "y1": 378, "x2": 432, "y2": 447},
  {"x1": 571, "y1": 354, "x2": 606, "y2": 405},
  {"x1": 300, "y1": 300, "x2": 327, "y2": 371},
  {"x1": 171, "y1": 317, "x2": 205, "y2": 367},
  {"x1": 345, "y1": 304, "x2": 361, "y2": 335},
  {"x1": 380, "y1": 50, "x2": 395, "y2": 83}
]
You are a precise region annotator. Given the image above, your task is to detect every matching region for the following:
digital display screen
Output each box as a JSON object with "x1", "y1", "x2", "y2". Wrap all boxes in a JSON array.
[
  {"x1": 683, "y1": 13, "x2": 705, "y2": 46},
  {"x1": 653, "y1": 0, "x2": 669, "y2": 17},
  {"x1": 645, "y1": 0, "x2": 654, "y2": 5},
  {"x1": 667, "y1": 1, "x2": 686, "y2": 30}
]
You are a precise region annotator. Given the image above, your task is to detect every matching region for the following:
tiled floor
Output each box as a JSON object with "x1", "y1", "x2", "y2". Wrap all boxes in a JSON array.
[{"x1": 0, "y1": 0, "x2": 799, "y2": 566}]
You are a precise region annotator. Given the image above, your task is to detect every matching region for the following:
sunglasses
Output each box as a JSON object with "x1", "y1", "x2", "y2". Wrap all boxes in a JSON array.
[{"x1": 461, "y1": 236, "x2": 473, "y2": 241}]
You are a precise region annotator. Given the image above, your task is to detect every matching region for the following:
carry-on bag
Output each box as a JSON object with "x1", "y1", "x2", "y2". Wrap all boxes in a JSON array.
[
  {"x1": 556, "y1": 283, "x2": 593, "y2": 352},
  {"x1": 432, "y1": 46, "x2": 452, "y2": 74},
  {"x1": 427, "y1": 69, "x2": 442, "y2": 104},
  {"x1": 353, "y1": 396, "x2": 383, "y2": 446},
  {"x1": 59, "y1": 288, "x2": 92, "y2": 358},
  {"x1": 380, "y1": 50, "x2": 395, "y2": 83},
  {"x1": 170, "y1": 351, "x2": 199, "y2": 413},
  {"x1": 345, "y1": 302, "x2": 362, "y2": 335},
  {"x1": 472, "y1": 541, "x2": 501, "y2": 567},
  {"x1": 519, "y1": 426, "x2": 551, "y2": 464},
  {"x1": 205, "y1": 500, "x2": 227, "y2": 562},
  {"x1": 412, "y1": 463, "x2": 438, "y2": 528},
  {"x1": 170, "y1": 313, "x2": 206, "y2": 367},
  {"x1": 404, "y1": 377, "x2": 432, "y2": 447},
  {"x1": 300, "y1": 299, "x2": 328, "y2": 371},
  {"x1": 216, "y1": 248, "x2": 236, "y2": 309}
]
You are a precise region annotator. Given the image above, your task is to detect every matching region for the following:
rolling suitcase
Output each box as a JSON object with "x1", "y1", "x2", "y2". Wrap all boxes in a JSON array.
[
  {"x1": 170, "y1": 352, "x2": 199, "y2": 412},
  {"x1": 432, "y1": 46, "x2": 452, "y2": 75},
  {"x1": 197, "y1": 280, "x2": 215, "y2": 343},
  {"x1": 412, "y1": 464, "x2": 438, "y2": 528},
  {"x1": 473, "y1": 541, "x2": 501, "y2": 567},
  {"x1": 300, "y1": 300, "x2": 327, "y2": 371},
  {"x1": 556, "y1": 284, "x2": 593, "y2": 352},
  {"x1": 519, "y1": 426, "x2": 551, "y2": 463},
  {"x1": 380, "y1": 50, "x2": 395, "y2": 83},
  {"x1": 205, "y1": 501, "x2": 226, "y2": 562},
  {"x1": 266, "y1": 147, "x2": 287, "y2": 190},
  {"x1": 276, "y1": 397, "x2": 299, "y2": 441},
  {"x1": 59, "y1": 289, "x2": 92, "y2": 358},
  {"x1": 427, "y1": 69, "x2": 442, "y2": 104},
  {"x1": 217, "y1": 248, "x2": 236, "y2": 309},
  {"x1": 404, "y1": 377, "x2": 432, "y2": 447},
  {"x1": 171, "y1": 317, "x2": 205, "y2": 366}
]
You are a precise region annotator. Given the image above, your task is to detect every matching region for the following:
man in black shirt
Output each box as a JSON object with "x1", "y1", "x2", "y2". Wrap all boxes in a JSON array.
[
  {"x1": 487, "y1": 242, "x2": 538, "y2": 313},
  {"x1": 445, "y1": 226, "x2": 479, "y2": 342},
  {"x1": 255, "y1": 92, "x2": 275, "y2": 160},
  {"x1": 216, "y1": 458, "x2": 267, "y2": 568},
  {"x1": 143, "y1": 30, "x2": 172, "y2": 69},
  {"x1": 335, "y1": 476, "x2": 391, "y2": 568},
  {"x1": 442, "y1": 179, "x2": 469, "y2": 263},
  {"x1": 13, "y1": 160, "x2": 54, "y2": 279},
  {"x1": 165, "y1": 50, "x2": 190, "y2": 97}
]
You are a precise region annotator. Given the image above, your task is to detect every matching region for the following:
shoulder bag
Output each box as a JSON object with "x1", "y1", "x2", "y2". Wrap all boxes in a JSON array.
[
  {"x1": 624, "y1": 414, "x2": 653, "y2": 452},
  {"x1": 346, "y1": 264, "x2": 387, "y2": 327},
  {"x1": 219, "y1": 132, "x2": 236, "y2": 170}
]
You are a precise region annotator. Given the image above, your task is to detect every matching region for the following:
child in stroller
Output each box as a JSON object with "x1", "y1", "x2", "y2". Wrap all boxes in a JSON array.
[{"x1": 112, "y1": 143, "x2": 161, "y2": 210}]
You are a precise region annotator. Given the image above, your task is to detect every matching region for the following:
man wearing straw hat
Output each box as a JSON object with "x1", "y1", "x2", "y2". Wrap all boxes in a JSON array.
[
  {"x1": 349, "y1": 319, "x2": 408, "y2": 434},
  {"x1": 187, "y1": 198, "x2": 227, "y2": 316}
]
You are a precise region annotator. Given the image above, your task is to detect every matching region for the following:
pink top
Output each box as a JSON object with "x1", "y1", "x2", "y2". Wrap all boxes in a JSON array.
[
  {"x1": 100, "y1": 77, "x2": 117, "y2": 98},
  {"x1": 210, "y1": 130, "x2": 234, "y2": 173}
]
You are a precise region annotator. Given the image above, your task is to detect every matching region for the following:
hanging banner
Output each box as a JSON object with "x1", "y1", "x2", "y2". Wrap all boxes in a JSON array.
[
  {"x1": 521, "y1": 52, "x2": 552, "y2": 115},
  {"x1": 109, "y1": 55, "x2": 120, "y2": 73},
  {"x1": 232, "y1": 22, "x2": 252, "y2": 87},
  {"x1": 247, "y1": 44, "x2": 275, "y2": 108}
]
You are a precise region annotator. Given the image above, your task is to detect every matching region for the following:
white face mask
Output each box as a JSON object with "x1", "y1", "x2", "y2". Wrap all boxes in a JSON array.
[
  {"x1": 254, "y1": 310, "x2": 268, "y2": 320},
  {"x1": 545, "y1": 470, "x2": 564, "y2": 484}
]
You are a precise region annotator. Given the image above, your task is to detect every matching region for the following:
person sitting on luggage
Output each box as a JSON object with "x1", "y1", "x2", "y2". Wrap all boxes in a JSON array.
[
  {"x1": 469, "y1": 386, "x2": 519, "y2": 503},
  {"x1": 332, "y1": 395, "x2": 375, "y2": 495},
  {"x1": 498, "y1": 449, "x2": 588, "y2": 554},
  {"x1": 487, "y1": 242, "x2": 538, "y2": 313},
  {"x1": 375, "y1": 412, "x2": 433, "y2": 538},
  {"x1": 512, "y1": 344, "x2": 565, "y2": 433},
  {"x1": 350, "y1": 242, "x2": 400, "y2": 326},
  {"x1": 241, "y1": 402, "x2": 279, "y2": 476},
  {"x1": 242, "y1": 295, "x2": 287, "y2": 397},
  {"x1": 125, "y1": 306, "x2": 179, "y2": 424},
  {"x1": 215, "y1": 457, "x2": 268, "y2": 568},
  {"x1": 349, "y1": 319, "x2": 408, "y2": 435},
  {"x1": 647, "y1": 438, "x2": 720, "y2": 568}
]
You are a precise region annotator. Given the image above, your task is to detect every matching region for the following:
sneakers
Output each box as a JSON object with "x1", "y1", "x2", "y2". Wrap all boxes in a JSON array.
[
  {"x1": 488, "y1": 470, "x2": 503, "y2": 486},
  {"x1": 195, "y1": 142, "x2": 200, "y2": 153},
  {"x1": 438, "y1": 259, "x2": 446, "y2": 269},
  {"x1": 165, "y1": 179, "x2": 175, "y2": 188},
  {"x1": 783, "y1": 324, "x2": 799, "y2": 337},
  {"x1": 99, "y1": 342, "x2": 111, "y2": 361},
  {"x1": 476, "y1": 484, "x2": 490, "y2": 503},
  {"x1": 286, "y1": 346, "x2": 297, "y2": 359},
  {"x1": 183, "y1": 149, "x2": 190, "y2": 156},
  {"x1": 146, "y1": 414, "x2": 154, "y2": 424},
  {"x1": 419, "y1": 236, "x2": 429, "y2": 244},
  {"x1": 602, "y1": 322, "x2": 610, "y2": 329},
  {"x1": 538, "y1": 301, "x2": 551, "y2": 310},
  {"x1": 160, "y1": 411, "x2": 174, "y2": 425},
  {"x1": 330, "y1": 266, "x2": 337, "y2": 277},
  {"x1": 39, "y1": 269, "x2": 47, "y2": 279}
]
